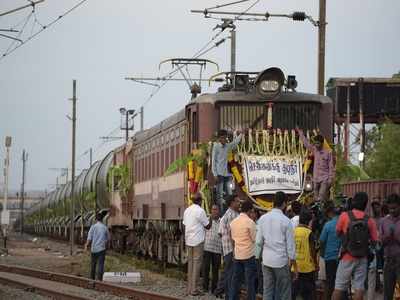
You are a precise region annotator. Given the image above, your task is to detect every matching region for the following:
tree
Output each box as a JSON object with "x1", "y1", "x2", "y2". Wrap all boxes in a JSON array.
[
  {"x1": 334, "y1": 145, "x2": 369, "y2": 195},
  {"x1": 365, "y1": 120, "x2": 400, "y2": 179}
]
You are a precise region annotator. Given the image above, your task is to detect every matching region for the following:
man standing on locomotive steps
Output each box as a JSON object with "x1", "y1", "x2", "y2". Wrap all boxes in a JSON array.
[
  {"x1": 85, "y1": 212, "x2": 110, "y2": 281},
  {"x1": 296, "y1": 127, "x2": 334, "y2": 202},
  {"x1": 212, "y1": 129, "x2": 242, "y2": 212},
  {"x1": 183, "y1": 192, "x2": 211, "y2": 296}
]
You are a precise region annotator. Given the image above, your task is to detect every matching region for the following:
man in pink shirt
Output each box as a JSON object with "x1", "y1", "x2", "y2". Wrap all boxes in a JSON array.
[
  {"x1": 296, "y1": 128, "x2": 334, "y2": 202},
  {"x1": 332, "y1": 192, "x2": 378, "y2": 300}
]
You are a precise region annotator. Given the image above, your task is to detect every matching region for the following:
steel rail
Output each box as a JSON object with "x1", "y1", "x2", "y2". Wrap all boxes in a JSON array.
[
  {"x1": 0, "y1": 273, "x2": 93, "y2": 300},
  {"x1": 0, "y1": 264, "x2": 181, "y2": 300}
]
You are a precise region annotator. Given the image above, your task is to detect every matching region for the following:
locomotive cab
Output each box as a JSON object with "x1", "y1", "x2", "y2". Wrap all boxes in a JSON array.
[{"x1": 186, "y1": 67, "x2": 333, "y2": 147}]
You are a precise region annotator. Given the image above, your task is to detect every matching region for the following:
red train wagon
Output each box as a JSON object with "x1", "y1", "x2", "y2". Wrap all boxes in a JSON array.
[{"x1": 342, "y1": 179, "x2": 400, "y2": 213}]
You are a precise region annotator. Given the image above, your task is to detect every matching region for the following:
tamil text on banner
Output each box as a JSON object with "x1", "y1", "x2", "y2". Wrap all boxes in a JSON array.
[{"x1": 243, "y1": 156, "x2": 303, "y2": 195}]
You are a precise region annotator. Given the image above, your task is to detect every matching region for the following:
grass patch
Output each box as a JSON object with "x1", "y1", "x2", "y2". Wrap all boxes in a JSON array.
[{"x1": 77, "y1": 251, "x2": 186, "y2": 281}]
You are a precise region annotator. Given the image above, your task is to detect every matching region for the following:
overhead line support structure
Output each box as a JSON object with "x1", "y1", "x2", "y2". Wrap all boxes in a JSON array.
[
  {"x1": 0, "y1": 0, "x2": 45, "y2": 18},
  {"x1": 191, "y1": 8, "x2": 325, "y2": 95}
]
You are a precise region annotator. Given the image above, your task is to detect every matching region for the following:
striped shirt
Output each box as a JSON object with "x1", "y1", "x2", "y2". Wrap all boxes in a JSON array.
[
  {"x1": 204, "y1": 218, "x2": 222, "y2": 254},
  {"x1": 218, "y1": 208, "x2": 239, "y2": 256}
]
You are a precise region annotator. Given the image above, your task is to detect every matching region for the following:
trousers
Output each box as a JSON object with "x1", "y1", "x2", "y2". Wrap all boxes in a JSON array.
[
  {"x1": 202, "y1": 251, "x2": 221, "y2": 293},
  {"x1": 262, "y1": 264, "x2": 292, "y2": 300},
  {"x1": 314, "y1": 181, "x2": 330, "y2": 202},
  {"x1": 90, "y1": 250, "x2": 106, "y2": 281},
  {"x1": 187, "y1": 243, "x2": 204, "y2": 295}
]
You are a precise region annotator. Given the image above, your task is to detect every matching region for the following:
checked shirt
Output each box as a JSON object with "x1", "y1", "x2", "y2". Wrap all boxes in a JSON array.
[{"x1": 204, "y1": 218, "x2": 222, "y2": 254}]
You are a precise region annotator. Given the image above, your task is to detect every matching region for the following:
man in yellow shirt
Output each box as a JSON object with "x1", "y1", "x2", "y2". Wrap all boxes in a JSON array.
[
  {"x1": 292, "y1": 208, "x2": 318, "y2": 300},
  {"x1": 229, "y1": 200, "x2": 257, "y2": 300}
]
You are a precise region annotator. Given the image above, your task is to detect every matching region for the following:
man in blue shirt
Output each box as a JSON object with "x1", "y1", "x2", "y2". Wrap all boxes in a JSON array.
[
  {"x1": 319, "y1": 205, "x2": 341, "y2": 300},
  {"x1": 85, "y1": 212, "x2": 110, "y2": 281},
  {"x1": 212, "y1": 129, "x2": 242, "y2": 213}
]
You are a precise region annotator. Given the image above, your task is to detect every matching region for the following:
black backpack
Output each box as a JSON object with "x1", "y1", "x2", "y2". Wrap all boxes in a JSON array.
[{"x1": 343, "y1": 211, "x2": 370, "y2": 257}]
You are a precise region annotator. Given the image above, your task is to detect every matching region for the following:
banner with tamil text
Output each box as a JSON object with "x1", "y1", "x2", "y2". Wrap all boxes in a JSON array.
[{"x1": 243, "y1": 155, "x2": 303, "y2": 195}]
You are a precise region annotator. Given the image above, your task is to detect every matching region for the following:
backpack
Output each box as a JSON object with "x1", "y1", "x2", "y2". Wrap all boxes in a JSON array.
[{"x1": 343, "y1": 211, "x2": 370, "y2": 258}]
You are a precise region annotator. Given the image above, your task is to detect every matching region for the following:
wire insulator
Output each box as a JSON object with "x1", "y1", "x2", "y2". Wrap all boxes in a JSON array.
[{"x1": 292, "y1": 11, "x2": 306, "y2": 21}]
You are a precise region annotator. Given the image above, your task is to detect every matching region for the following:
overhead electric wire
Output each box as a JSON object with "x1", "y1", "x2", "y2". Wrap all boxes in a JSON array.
[
  {"x1": 4, "y1": 11, "x2": 33, "y2": 53},
  {"x1": 0, "y1": 0, "x2": 90, "y2": 61},
  {"x1": 69, "y1": 0, "x2": 261, "y2": 170},
  {"x1": 135, "y1": 0, "x2": 261, "y2": 111},
  {"x1": 205, "y1": 0, "x2": 251, "y2": 11}
]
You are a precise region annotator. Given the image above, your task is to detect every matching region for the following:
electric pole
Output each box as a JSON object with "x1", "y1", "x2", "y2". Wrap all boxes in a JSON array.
[
  {"x1": 140, "y1": 106, "x2": 144, "y2": 131},
  {"x1": 20, "y1": 150, "x2": 28, "y2": 235},
  {"x1": 89, "y1": 148, "x2": 93, "y2": 167},
  {"x1": 318, "y1": 0, "x2": 327, "y2": 95},
  {"x1": 2, "y1": 136, "x2": 12, "y2": 249},
  {"x1": 230, "y1": 28, "x2": 236, "y2": 73},
  {"x1": 70, "y1": 80, "x2": 77, "y2": 256}
]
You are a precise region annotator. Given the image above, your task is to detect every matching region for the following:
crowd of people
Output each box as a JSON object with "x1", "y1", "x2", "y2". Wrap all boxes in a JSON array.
[{"x1": 183, "y1": 191, "x2": 400, "y2": 300}]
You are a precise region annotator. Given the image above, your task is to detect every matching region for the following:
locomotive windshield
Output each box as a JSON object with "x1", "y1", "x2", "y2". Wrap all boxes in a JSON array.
[{"x1": 218, "y1": 102, "x2": 320, "y2": 131}]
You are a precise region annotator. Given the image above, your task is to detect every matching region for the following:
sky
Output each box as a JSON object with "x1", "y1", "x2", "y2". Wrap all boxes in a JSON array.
[{"x1": 1, "y1": 0, "x2": 399, "y2": 193}]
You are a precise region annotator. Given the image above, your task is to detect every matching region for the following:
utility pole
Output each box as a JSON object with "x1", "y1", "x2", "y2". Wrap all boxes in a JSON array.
[
  {"x1": 358, "y1": 78, "x2": 365, "y2": 167},
  {"x1": 89, "y1": 148, "x2": 93, "y2": 167},
  {"x1": 344, "y1": 84, "x2": 353, "y2": 162},
  {"x1": 20, "y1": 150, "x2": 28, "y2": 235},
  {"x1": 125, "y1": 112, "x2": 129, "y2": 142},
  {"x1": 318, "y1": 0, "x2": 327, "y2": 95},
  {"x1": 140, "y1": 106, "x2": 144, "y2": 132},
  {"x1": 230, "y1": 28, "x2": 236, "y2": 73},
  {"x1": 2, "y1": 136, "x2": 12, "y2": 249},
  {"x1": 70, "y1": 80, "x2": 77, "y2": 256}
]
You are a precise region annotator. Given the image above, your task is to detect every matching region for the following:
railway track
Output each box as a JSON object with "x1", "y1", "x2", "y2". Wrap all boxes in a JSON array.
[{"x1": 0, "y1": 264, "x2": 181, "y2": 300}]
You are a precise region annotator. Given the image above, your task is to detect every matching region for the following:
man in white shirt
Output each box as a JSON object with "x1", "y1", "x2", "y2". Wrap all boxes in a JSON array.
[
  {"x1": 183, "y1": 192, "x2": 211, "y2": 296},
  {"x1": 256, "y1": 191, "x2": 297, "y2": 300},
  {"x1": 290, "y1": 201, "x2": 302, "y2": 228}
]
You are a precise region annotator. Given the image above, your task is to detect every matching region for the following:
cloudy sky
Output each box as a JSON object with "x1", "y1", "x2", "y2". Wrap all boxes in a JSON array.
[{"x1": 1, "y1": 0, "x2": 399, "y2": 193}]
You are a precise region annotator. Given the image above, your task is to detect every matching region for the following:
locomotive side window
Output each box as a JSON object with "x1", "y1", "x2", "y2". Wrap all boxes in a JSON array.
[
  {"x1": 165, "y1": 147, "x2": 169, "y2": 171},
  {"x1": 152, "y1": 153, "x2": 155, "y2": 178},
  {"x1": 170, "y1": 145, "x2": 175, "y2": 164},
  {"x1": 161, "y1": 149, "x2": 165, "y2": 174},
  {"x1": 156, "y1": 152, "x2": 160, "y2": 177},
  {"x1": 175, "y1": 143, "x2": 180, "y2": 160}
]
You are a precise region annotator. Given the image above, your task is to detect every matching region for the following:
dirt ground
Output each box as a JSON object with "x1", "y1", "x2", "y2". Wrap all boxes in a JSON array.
[
  {"x1": 0, "y1": 232, "x2": 180, "y2": 281},
  {"x1": 0, "y1": 232, "x2": 214, "y2": 299}
]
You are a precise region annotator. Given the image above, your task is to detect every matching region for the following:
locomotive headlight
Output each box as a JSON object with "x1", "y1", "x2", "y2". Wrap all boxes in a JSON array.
[
  {"x1": 260, "y1": 80, "x2": 280, "y2": 92},
  {"x1": 305, "y1": 182, "x2": 313, "y2": 192},
  {"x1": 255, "y1": 67, "x2": 285, "y2": 99}
]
